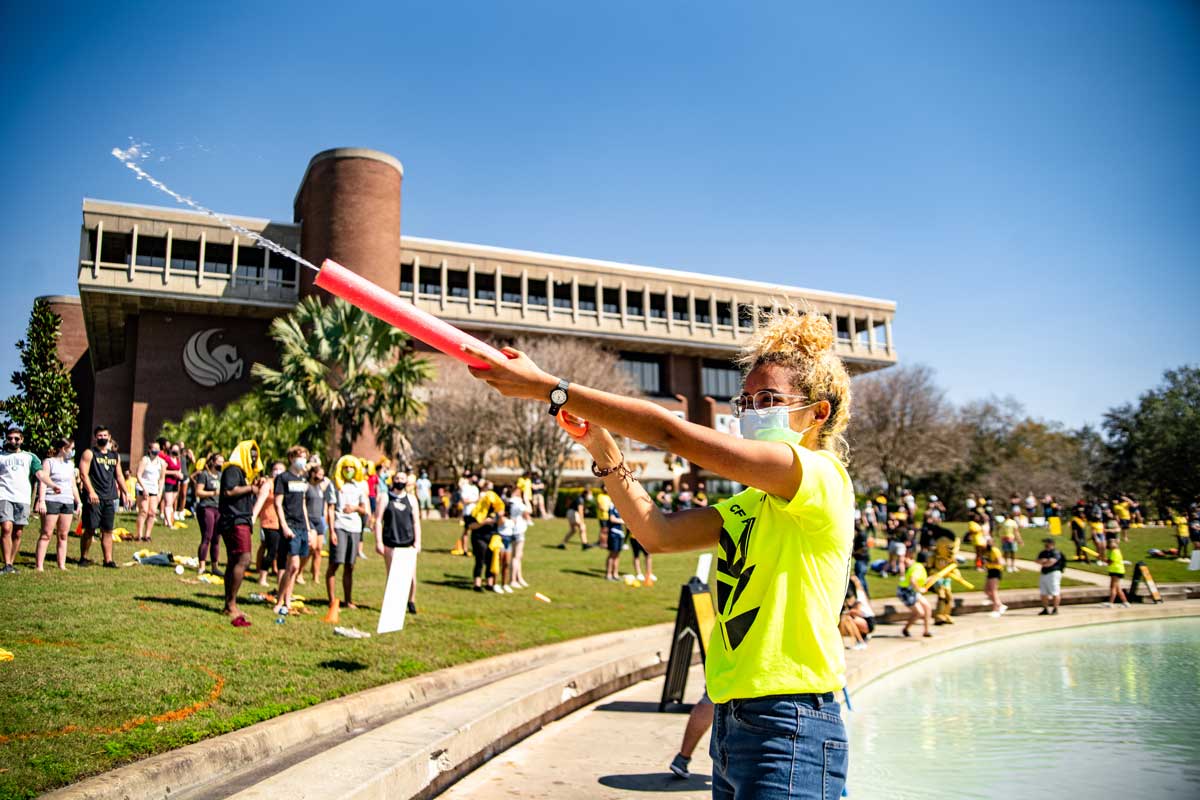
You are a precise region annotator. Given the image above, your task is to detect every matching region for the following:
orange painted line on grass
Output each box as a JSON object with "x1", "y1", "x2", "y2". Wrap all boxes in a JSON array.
[{"x1": 0, "y1": 648, "x2": 225, "y2": 745}]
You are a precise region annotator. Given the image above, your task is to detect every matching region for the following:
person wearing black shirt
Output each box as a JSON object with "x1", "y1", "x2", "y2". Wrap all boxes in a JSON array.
[
  {"x1": 219, "y1": 440, "x2": 261, "y2": 626},
  {"x1": 77, "y1": 425, "x2": 130, "y2": 568},
  {"x1": 375, "y1": 473, "x2": 422, "y2": 613},
  {"x1": 272, "y1": 446, "x2": 312, "y2": 614},
  {"x1": 1035, "y1": 537, "x2": 1066, "y2": 615}
]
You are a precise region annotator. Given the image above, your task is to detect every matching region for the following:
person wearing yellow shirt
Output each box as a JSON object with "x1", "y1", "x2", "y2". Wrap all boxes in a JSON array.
[
  {"x1": 1103, "y1": 537, "x2": 1130, "y2": 608},
  {"x1": 897, "y1": 550, "x2": 933, "y2": 638},
  {"x1": 1173, "y1": 514, "x2": 1190, "y2": 560},
  {"x1": 999, "y1": 514, "x2": 1023, "y2": 573},
  {"x1": 1113, "y1": 496, "x2": 1132, "y2": 543},
  {"x1": 516, "y1": 473, "x2": 532, "y2": 506},
  {"x1": 464, "y1": 308, "x2": 854, "y2": 798},
  {"x1": 468, "y1": 480, "x2": 506, "y2": 593},
  {"x1": 983, "y1": 538, "x2": 1007, "y2": 617},
  {"x1": 595, "y1": 489, "x2": 612, "y2": 549}
]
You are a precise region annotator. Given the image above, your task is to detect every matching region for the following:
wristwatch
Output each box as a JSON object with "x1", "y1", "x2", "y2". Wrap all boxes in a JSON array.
[{"x1": 548, "y1": 378, "x2": 569, "y2": 416}]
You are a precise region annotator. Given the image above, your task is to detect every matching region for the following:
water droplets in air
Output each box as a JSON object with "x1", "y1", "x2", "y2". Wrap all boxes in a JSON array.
[{"x1": 111, "y1": 139, "x2": 319, "y2": 273}]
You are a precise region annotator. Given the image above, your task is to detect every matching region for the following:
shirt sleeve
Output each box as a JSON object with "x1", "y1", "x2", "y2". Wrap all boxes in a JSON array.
[
  {"x1": 780, "y1": 444, "x2": 851, "y2": 523},
  {"x1": 29, "y1": 454, "x2": 42, "y2": 476},
  {"x1": 220, "y1": 466, "x2": 244, "y2": 494}
]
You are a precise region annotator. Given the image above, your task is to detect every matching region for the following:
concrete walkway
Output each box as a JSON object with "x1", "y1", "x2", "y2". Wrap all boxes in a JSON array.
[{"x1": 441, "y1": 599, "x2": 1200, "y2": 799}]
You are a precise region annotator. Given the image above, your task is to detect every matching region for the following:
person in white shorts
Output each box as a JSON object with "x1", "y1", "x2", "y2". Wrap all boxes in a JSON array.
[{"x1": 1035, "y1": 537, "x2": 1065, "y2": 615}]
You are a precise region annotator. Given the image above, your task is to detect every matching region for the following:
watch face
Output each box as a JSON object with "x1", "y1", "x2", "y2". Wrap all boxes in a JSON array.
[{"x1": 550, "y1": 388, "x2": 568, "y2": 405}]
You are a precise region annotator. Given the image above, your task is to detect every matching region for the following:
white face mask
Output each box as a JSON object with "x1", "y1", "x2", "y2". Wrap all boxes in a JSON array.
[
  {"x1": 738, "y1": 402, "x2": 819, "y2": 444},
  {"x1": 292, "y1": 458, "x2": 308, "y2": 473}
]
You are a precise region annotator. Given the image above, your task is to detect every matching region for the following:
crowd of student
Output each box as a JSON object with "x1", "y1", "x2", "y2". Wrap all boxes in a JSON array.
[{"x1": 839, "y1": 489, "x2": 1200, "y2": 649}]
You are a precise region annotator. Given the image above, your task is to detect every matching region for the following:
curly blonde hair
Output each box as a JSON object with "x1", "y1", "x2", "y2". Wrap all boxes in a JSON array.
[{"x1": 736, "y1": 307, "x2": 852, "y2": 463}]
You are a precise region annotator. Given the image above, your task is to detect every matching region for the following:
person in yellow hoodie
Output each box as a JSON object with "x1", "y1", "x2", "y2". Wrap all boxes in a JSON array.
[
  {"x1": 328, "y1": 455, "x2": 369, "y2": 610},
  {"x1": 219, "y1": 440, "x2": 262, "y2": 627},
  {"x1": 468, "y1": 480, "x2": 506, "y2": 593}
]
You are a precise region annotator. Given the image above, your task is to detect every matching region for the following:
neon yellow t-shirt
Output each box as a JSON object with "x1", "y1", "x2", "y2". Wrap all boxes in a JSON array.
[
  {"x1": 984, "y1": 546, "x2": 1004, "y2": 571},
  {"x1": 1001, "y1": 519, "x2": 1019, "y2": 542},
  {"x1": 516, "y1": 476, "x2": 532, "y2": 500},
  {"x1": 595, "y1": 493, "x2": 612, "y2": 521},
  {"x1": 707, "y1": 445, "x2": 853, "y2": 703},
  {"x1": 1175, "y1": 515, "x2": 1189, "y2": 536},
  {"x1": 899, "y1": 561, "x2": 928, "y2": 589},
  {"x1": 1108, "y1": 547, "x2": 1125, "y2": 576},
  {"x1": 1113, "y1": 502, "x2": 1130, "y2": 521}
]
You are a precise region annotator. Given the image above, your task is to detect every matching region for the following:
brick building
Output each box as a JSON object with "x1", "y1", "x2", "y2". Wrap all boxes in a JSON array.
[{"x1": 51, "y1": 148, "x2": 897, "y2": 486}]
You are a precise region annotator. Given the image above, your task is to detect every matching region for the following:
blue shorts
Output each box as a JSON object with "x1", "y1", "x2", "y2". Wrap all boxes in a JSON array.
[
  {"x1": 711, "y1": 694, "x2": 846, "y2": 799},
  {"x1": 285, "y1": 529, "x2": 310, "y2": 559},
  {"x1": 607, "y1": 532, "x2": 624, "y2": 553},
  {"x1": 500, "y1": 534, "x2": 514, "y2": 551}
]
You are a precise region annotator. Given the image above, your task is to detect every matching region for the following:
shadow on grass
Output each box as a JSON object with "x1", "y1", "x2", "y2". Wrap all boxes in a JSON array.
[
  {"x1": 318, "y1": 659, "x2": 368, "y2": 673},
  {"x1": 561, "y1": 569, "x2": 607, "y2": 579},
  {"x1": 424, "y1": 574, "x2": 476, "y2": 590},
  {"x1": 134, "y1": 595, "x2": 218, "y2": 612},
  {"x1": 599, "y1": 773, "x2": 711, "y2": 792}
]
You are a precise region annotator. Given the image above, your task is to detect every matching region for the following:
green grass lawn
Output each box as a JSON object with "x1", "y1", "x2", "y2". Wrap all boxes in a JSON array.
[{"x1": 0, "y1": 513, "x2": 701, "y2": 798}]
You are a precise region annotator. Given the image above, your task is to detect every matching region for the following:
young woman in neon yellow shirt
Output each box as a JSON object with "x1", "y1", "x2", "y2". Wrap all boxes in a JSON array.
[{"x1": 466, "y1": 310, "x2": 853, "y2": 799}]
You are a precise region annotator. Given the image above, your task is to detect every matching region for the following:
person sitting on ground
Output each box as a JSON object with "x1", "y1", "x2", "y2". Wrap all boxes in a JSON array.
[
  {"x1": 1036, "y1": 536, "x2": 1066, "y2": 616},
  {"x1": 839, "y1": 574, "x2": 873, "y2": 649},
  {"x1": 1103, "y1": 536, "x2": 1130, "y2": 608},
  {"x1": 897, "y1": 550, "x2": 933, "y2": 638},
  {"x1": 984, "y1": 537, "x2": 1007, "y2": 617}
]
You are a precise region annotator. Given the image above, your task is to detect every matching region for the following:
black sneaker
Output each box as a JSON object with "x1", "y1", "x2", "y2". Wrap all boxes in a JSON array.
[
  {"x1": 0, "y1": 565, "x2": 13, "y2": 575},
  {"x1": 103, "y1": 560, "x2": 118, "y2": 569},
  {"x1": 556, "y1": 544, "x2": 566, "y2": 550},
  {"x1": 473, "y1": 585, "x2": 484, "y2": 593},
  {"x1": 78, "y1": 558, "x2": 93, "y2": 567},
  {"x1": 1038, "y1": 609, "x2": 1050, "y2": 616},
  {"x1": 407, "y1": 601, "x2": 418, "y2": 614},
  {"x1": 669, "y1": 753, "x2": 691, "y2": 779},
  {"x1": 1051, "y1": 608, "x2": 1058, "y2": 615},
  {"x1": 212, "y1": 568, "x2": 225, "y2": 577}
]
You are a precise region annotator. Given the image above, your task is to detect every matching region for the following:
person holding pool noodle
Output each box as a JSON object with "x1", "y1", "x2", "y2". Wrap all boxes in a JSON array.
[{"x1": 464, "y1": 308, "x2": 853, "y2": 799}]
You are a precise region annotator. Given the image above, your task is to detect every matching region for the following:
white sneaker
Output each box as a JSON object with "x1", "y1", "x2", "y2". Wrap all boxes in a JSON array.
[
  {"x1": 636, "y1": 573, "x2": 645, "y2": 581},
  {"x1": 998, "y1": 605, "x2": 1008, "y2": 615},
  {"x1": 503, "y1": 585, "x2": 514, "y2": 594},
  {"x1": 989, "y1": 610, "x2": 1002, "y2": 618},
  {"x1": 1121, "y1": 602, "x2": 1131, "y2": 608},
  {"x1": 492, "y1": 585, "x2": 504, "y2": 594},
  {"x1": 852, "y1": 642, "x2": 867, "y2": 650},
  {"x1": 517, "y1": 579, "x2": 529, "y2": 588},
  {"x1": 1100, "y1": 602, "x2": 1112, "y2": 608},
  {"x1": 650, "y1": 574, "x2": 658, "y2": 581}
]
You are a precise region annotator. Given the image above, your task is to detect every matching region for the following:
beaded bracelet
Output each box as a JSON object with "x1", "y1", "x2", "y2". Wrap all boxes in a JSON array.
[{"x1": 591, "y1": 459, "x2": 633, "y2": 480}]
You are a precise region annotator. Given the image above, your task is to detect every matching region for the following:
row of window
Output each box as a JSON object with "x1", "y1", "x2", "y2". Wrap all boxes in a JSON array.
[
  {"x1": 401, "y1": 264, "x2": 756, "y2": 328},
  {"x1": 89, "y1": 231, "x2": 298, "y2": 284},
  {"x1": 617, "y1": 354, "x2": 741, "y2": 398},
  {"x1": 399, "y1": 263, "x2": 887, "y2": 342}
]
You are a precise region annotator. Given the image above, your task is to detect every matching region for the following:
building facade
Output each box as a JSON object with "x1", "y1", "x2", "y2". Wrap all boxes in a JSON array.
[{"x1": 54, "y1": 148, "x2": 897, "y2": 485}]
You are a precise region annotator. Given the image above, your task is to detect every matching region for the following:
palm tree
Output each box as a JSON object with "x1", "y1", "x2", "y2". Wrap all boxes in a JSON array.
[{"x1": 252, "y1": 296, "x2": 432, "y2": 457}]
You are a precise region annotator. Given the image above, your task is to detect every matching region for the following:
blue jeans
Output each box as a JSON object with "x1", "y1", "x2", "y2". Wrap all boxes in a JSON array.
[
  {"x1": 854, "y1": 557, "x2": 869, "y2": 595},
  {"x1": 710, "y1": 693, "x2": 848, "y2": 800}
]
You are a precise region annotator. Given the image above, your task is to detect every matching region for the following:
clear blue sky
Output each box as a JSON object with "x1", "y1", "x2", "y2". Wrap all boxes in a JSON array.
[{"x1": 1, "y1": 1, "x2": 1196, "y2": 429}]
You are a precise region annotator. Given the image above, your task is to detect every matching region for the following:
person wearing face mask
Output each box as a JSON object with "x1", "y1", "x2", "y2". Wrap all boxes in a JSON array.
[
  {"x1": 464, "y1": 308, "x2": 854, "y2": 799},
  {"x1": 374, "y1": 470, "x2": 421, "y2": 613},
  {"x1": 35, "y1": 438, "x2": 80, "y2": 571},
  {"x1": 78, "y1": 425, "x2": 130, "y2": 568},
  {"x1": 299, "y1": 463, "x2": 331, "y2": 586},
  {"x1": 273, "y1": 446, "x2": 312, "y2": 614},
  {"x1": 158, "y1": 439, "x2": 184, "y2": 529},
  {"x1": 219, "y1": 440, "x2": 262, "y2": 626},
  {"x1": 0, "y1": 425, "x2": 56, "y2": 574},
  {"x1": 193, "y1": 453, "x2": 224, "y2": 577},
  {"x1": 134, "y1": 441, "x2": 166, "y2": 543},
  {"x1": 328, "y1": 456, "x2": 368, "y2": 609},
  {"x1": 253, "y1": 461, "x2": 286, "y2": 587}
]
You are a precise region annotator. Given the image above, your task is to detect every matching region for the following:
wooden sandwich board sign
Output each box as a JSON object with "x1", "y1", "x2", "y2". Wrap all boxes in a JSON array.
[
  {"x1": 1128, "y1": 560, "x2": 1163, "y2": 604},
  {"x1": 659, "y1": 576, "x2": 716, "y2": 711}
]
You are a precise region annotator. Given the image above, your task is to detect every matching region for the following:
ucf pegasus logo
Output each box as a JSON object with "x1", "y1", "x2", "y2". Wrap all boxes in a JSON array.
[
  {"x1": 716, "y1": 501, "x2": 761, "y2": 650},
  {"x1": 182, "y1": 329, "x2": 243, "y2": 388}
]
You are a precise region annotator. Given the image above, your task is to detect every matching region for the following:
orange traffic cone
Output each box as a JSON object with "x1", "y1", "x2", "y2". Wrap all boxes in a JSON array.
[{"x1": 323, "y1": 598, "x2": 340, "y2": 624}]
